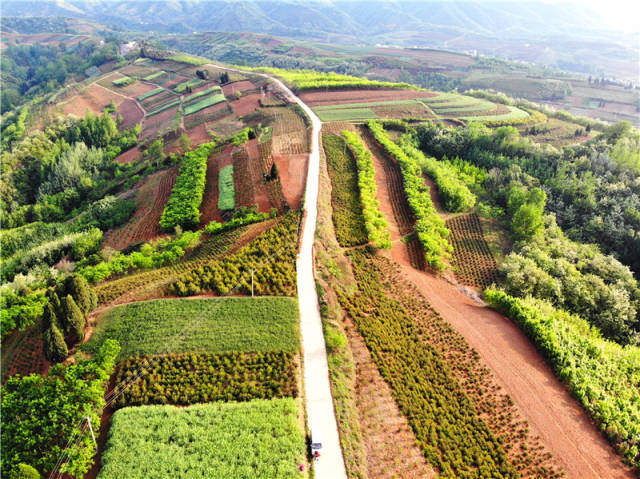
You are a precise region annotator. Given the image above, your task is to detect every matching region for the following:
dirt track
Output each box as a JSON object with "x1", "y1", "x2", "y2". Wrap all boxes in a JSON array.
[{"x1": 366, "y1": 132, "x2": 634, "y2": 479}]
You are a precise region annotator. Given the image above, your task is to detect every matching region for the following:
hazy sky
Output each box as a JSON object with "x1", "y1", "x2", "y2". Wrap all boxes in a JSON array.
[{"x1": 544, "y1": 0, "x2": 640, "y2": 33}]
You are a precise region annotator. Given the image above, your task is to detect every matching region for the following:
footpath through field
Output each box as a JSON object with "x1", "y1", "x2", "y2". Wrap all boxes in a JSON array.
[
  {"x1": 365, "y1": 136, "x2": 634, "y2": 479},
  {"x1": 212, "y1": 64, "x2": 348, "y2": 479}
]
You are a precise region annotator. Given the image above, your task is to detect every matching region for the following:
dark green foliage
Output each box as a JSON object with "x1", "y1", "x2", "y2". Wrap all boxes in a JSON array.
[
  {"x1": 40, "y1": 302, "x2": 59, "y2": 333},
  {"x1": 114, "y1": 351, "x2": 298, "y2": 408},
  {"x1": 1, "y1": 340, "x2": 119, "y2": 477},
  {"x1": 62, "y1": 274, "x2": 96, "y2": 315},
  {"x1": 63, "y1": 295, "x2": 85, "y2": 343},
  {"x1": 43, "y1": 323, "x2": 68, "y2": 364},
  {"x1": 322, "y1": 133, "x2": 368, "y2": 247},
  {"x1": 9, "y1": 463, "x2": 41, "y2": 479},
  {"x1": 160, "y1": 142, "x2": 216, "y2": 230}
]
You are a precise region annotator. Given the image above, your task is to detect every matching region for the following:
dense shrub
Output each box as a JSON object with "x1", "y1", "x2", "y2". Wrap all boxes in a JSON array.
[
  {"x1": 399, "y1": 136, "x2": 476, "y2": 212},
  {"x1": 342, "y1": 130, "x2": 391, "y2": 248},
  {"x1": 159, "y1": 142, "x2": 216, "y2": 231}
]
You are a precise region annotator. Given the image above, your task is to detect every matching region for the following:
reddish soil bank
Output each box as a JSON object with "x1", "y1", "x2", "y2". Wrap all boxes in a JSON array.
[
  {"x1": 117, "y1": 99, "x2": 144, "y2": 131},
  {"x1": 299, "y1": 89, "x2": 437, "y2": 106},
  {"x1": 222, "y1": 80, "x2": 255, "y2": 96},
  {"x1": 199, "y1": 145, "x2": 233, "y2": 226},
  {"x1": 273, "y1": 153, "x2": 308, "y2": 210},
  {"x1": 114, "y1": 146, "x2": 141, "y2": 164},
  {"x1": 231, "y1": 93, "x2": 261, "y2": 116}
]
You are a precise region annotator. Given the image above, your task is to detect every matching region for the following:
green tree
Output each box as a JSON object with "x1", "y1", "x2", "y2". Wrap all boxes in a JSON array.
[
  {"x1": 63, "y1": 295, "x2": 85, "y2": 343},
  {"x1": 62, "y1": 274, "x2": 97, "y2": 315},
  {"x1": 40, "y1": 302, "x2": 59, "y2": 333},
  {"x1": 512, "y1": 202, "x2": 544, "y2": 240},
  {"x1": 179, "y1": 133, "x2": 191, "y2": 154},
  {"x1": 147, "y1": 138, "x2": 165, "y2": 168},
  {"x1": 9, "y1": 463, "x2": 41, "y2": 479},
  {"x1": 43, "y1": 323, "x2": 68, "y2": 363}
]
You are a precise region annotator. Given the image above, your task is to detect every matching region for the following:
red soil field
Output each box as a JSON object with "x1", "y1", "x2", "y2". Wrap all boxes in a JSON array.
[
  {"x1": 365, "y1": 129, "x2": 635, "y2": 479},
  {"x1": 162, "y1": 75, "x2": 189, "y2": 89},
  {"x1": 199, "y1": 145, "x2": 234, "y2": 226},
  {"x1": 117, "y1": 99, "x2": 144, "y2": 131},
  {"x1": 272, "y1": 153, "x2": 308, "y2": 210},
  {"x1": 222, "y1": 80, "x2": 256, "y2": 96},
  {"x1": 299, "y1": 89, "x2": 437, "y2": 106},
  {"x1": 2, "y1": 328, "x2": 52, "y2": 380},
  {"x1": 103, "y1": 168, "x2": 177, "y2": 250},
  {"x1": 184, "y1": 124, "x2": 213, "y2": 146},
  {"x1": 230, "y1": 93, "x2": 261, "y2": 116},
  {"x1": 190, "y1": 81, "x2": 222, "y2": 94},
  {"x1": 121, "y1": 81, "x2": 159, "y2": 98},
  {"x1": 58, "y1": 83, "x2": 124, "y2": 116},
  {"x1": 245, "y1": 139, "x2": 272, "y2": 213},
  {"x1": 114, "y1": 146, "x2": 142, "y2": 164},
  {"x1": 141, "y1": 106, "x2": 179, "y2": 140}
]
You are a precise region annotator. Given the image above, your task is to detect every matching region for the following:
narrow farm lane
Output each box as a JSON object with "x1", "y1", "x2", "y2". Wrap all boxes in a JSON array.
[{"x1": 213, "y1": 64, "x2": 348, "y2": 479}]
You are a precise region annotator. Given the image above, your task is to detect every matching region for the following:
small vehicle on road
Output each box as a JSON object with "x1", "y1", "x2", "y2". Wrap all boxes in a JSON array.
[{"x1": 310, "y1": 428, "x2": 323, "y2": 460}]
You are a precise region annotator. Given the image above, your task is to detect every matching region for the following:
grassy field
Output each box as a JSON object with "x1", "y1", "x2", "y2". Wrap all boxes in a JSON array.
[
  {"x1": 81, "y1": 297, "x2": 300, "y2": 360},
  {"x1": 459, "y1": 105, "x2": 529, "y2": 121},
  {"x1": 137, "y1": 87, "x2": 164, "y2": 101},
  {"x1": 315, "y1": 107, "x2": 378, "y2": 122},
  {"x1": 98, "y1": 399, "x2": 307, "y2": 479},
  {"x1": 218, "y1": 164, "x2": 235, "y2": 210}
]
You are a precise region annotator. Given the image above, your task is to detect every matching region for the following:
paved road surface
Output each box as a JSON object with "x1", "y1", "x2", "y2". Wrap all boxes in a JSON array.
[{"x1": 214, "y1": 64, "x2": 348, "y2": 479}]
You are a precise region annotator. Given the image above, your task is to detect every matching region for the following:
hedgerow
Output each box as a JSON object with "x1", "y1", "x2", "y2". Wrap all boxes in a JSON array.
[
  {"x1": 399, "y1": 135, "x2": 476, "y2": 212},
  {"x1": 339, "y1": 249, "x2": 517, "y2": 478},
  {"x1": 484, "y1": 289, "x2": 640, "y2": 470},
  {"x1": 113, "y1": 351, "x2": 298, "y2": 408},
  {"x1": 171, "y1": 213, "x2": 299, "y2": 296},
  {"x1": 367, "y1": 120, "x2": 451, "y2": 270},
  {"x1": 342, "y1": 130, "x2": 391, "y2": 249},
  {"x1": 82, "y1": 297, "x2": 300, "y2": 360},
  {"x1": 322, "y1": 133, "x2": 368, "y2": 247},
  {"x1": 98, "y1": 399, "x2": 306, "y2": 479},
  {"x1": 160, "y1": 142, "x2": 216, "y2": 231}
]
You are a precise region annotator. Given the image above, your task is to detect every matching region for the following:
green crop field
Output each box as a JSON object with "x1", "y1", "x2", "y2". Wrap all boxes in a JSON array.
[
  {"x1": 147, "y1": 99, "x2": 180, "y2": 116},
  {"x1": 174, "y1": 78, "x2": 206, "y2": 93},
  {"x1": 184, "y1": 93, "x2": 226, "y2": 115},
  {"x1": 98, "y1": 399, "x2": 306, "y2": 479},
  {"x1": 81, "y1": 297, "x2": 300, "y2": 360},
  {"x1": 112, "y1": 76, "x2": 135, "y2": 87},
  {"x1": 218, "y1": 165, "x2": 235, "y2": 210},
  {"x1": 459, "y1": 105, "x2": 529, "y2": 121},
  {"x1": 313, "y1": 99, "x2": 419, "y2": 110},
  {"x1": 143, "y1": 71, "x2": 165, "y2": 81},
  {"x1": 137, "y1": 87, "x2": 165, "y2": 101},
  {"x1": 315, "y1": 107, "x2": 378, "y2": 122},
  {"x1": 184, "y1": 86, "x2": 222, "y2": 104}
]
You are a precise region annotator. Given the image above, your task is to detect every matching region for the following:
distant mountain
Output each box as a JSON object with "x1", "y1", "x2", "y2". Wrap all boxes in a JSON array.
[{"x1": 2, "y1": 1, "x2": 638, "y2": 81}]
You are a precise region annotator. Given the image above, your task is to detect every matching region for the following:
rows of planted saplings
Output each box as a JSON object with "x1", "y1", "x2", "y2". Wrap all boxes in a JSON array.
[
  {"x1": 366, "y1": 120, "x2": 452, "y2": 271},
  {"x1": 337, "y1": 248, "x2": 517, "y2": 478},
  {"x1": 446, "y1": 213, "x2": 500, "y2": 289},
  {"x1": 113, "y1": 351, "x2": 298, "y2": 408},
  {"x1": 342, "y1": 130, "x2": 391, "y2": 249},
  {"x1": 370, "y1": 255, "x2": 563, "y2": 478},
  {"x1": 322, "y1": 133, "x2": 369, "y2": 247},
  {"x1": 170, "y1": 212, "x2": 299, "y2": 297},
  {"x1": 94, "y1": 226, "x2": 247, "y2": 304}
]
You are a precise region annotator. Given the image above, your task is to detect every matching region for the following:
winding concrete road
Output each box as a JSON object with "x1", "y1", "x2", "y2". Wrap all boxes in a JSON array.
[{"x1": 213, "y1": 64, "x2": 348, "y2": 478}]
